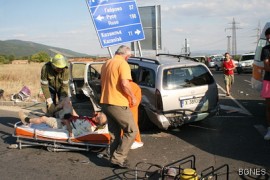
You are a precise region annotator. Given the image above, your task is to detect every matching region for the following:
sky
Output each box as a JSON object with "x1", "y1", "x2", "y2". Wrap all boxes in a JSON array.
[{"x1": 0, "y1": 0, "x2": 270, "y2": 56}]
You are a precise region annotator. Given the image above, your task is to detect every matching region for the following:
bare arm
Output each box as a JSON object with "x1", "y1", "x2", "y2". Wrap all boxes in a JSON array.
[
  {"x1": 231, "y1": 60, "x2": 236, "y2": 70},
  {"x1": 121, "y1": 79, "x2": 137, "y2": 106}
]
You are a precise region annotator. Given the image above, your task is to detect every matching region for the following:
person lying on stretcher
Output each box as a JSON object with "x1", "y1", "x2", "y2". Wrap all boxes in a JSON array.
[{"x1": 18, "y1": 111, "x2": 107, "y2": 137}]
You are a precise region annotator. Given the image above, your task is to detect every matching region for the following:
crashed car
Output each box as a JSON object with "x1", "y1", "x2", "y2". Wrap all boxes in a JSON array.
[{"x1": 69, "y1": 54, "x2": 219, "y2": 130}]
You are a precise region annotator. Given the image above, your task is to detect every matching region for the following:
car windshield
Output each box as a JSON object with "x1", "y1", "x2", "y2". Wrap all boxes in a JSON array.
[
  {"x1": 163, "y1": 65, "x2": 214, "y2": 90},
  {"x1": 240, "y1": 55, "x2": 255, "y2": 61}
]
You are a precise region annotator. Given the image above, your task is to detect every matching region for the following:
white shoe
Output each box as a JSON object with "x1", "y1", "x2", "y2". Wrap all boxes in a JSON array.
[
  {"x1": 264, "y1": 127, "x2": 270, "y2": 140},
  {"x1": 130, "y1": 141, "x2": 144, "y2": 150}
]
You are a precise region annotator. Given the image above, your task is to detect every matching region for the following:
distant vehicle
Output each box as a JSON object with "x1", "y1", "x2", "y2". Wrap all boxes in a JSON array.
[
  {"x1": 206, "y1": 56, "x2": 216, "y2": 68},
  {"x1": 191, "y1": 55, "x2": 207, "y2": 65},
  {"x1": 212, "y1": 55, "x2": 238, "y2": 71},
  {"x1": 236, "y1": 53, "x2": 255, "y2": 74},
  {"x1": 206, "y1": 55, "x2": 224, "y2": 71},
  {"x1": 252, "y1": 22, "x2": 270, "y2": 91},
  {"x1": 212, "y1": 56, "x2": 224, "y2": 71}
]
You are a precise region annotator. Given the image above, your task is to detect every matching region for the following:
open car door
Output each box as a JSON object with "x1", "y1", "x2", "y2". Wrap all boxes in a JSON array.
[{"x1": 69, "y1": 61, "x2": 105, "y2": 112}]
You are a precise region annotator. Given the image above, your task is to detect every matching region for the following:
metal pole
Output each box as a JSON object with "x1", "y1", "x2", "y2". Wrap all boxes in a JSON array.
[
  {"x1": 138, "y1": 41, "x2": 143, "y2": 57},
  {"x1": 227, "y1": 36, "x2": 231, "y2": 54},
  {"x1": 185, "y1": 38, "x2": 188, "y2": 54},
  {"x1": 107, "y1": 47, "x2": 113, "y2": 58},
  {"x1": 155, "y1": 5, "x2": 159, "y2": 55},
  {"x1": 134, "y1": 42, "x2": 137, "y2": 57}
]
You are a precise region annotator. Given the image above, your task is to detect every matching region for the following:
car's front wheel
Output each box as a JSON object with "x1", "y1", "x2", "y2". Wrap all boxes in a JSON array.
[{"x1": 237, "y1": 67, "x2": 243, "y2": 74}]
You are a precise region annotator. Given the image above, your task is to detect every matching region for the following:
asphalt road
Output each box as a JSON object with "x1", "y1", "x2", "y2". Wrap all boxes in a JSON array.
[{"x1": 0, "y1": 70, "x2": 269, "y2": 180}]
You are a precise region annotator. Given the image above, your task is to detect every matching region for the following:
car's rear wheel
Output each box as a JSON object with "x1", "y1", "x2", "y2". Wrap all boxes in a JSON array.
[{"x1": 138, "y1": 105, "x2": 156, "y2": 131}]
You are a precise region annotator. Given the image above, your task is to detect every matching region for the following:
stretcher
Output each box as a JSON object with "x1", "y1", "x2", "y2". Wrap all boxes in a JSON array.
[
  {"x1": 12, "y1": 121, "x2": 110, "y2": 152},
  {"x1": 12, "y1": 80, "x2": 111, "y2": 152}
]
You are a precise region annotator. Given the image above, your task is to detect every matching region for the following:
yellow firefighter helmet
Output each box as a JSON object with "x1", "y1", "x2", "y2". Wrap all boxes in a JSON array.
[{"x1": 51, "y1": 54, "x2": 67, "y2": 68}]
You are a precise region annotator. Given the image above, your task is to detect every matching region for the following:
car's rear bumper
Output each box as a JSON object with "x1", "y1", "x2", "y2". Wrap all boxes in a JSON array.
[
  {"x1": 207, "y1": 62, "x2": 215, "y2": 68},
  {"x1": 145, "y1": 105, "x2": 219, "y2": 130},
  {"x1": 238, "y1": 66, "x2": 252, "y2": 72}
]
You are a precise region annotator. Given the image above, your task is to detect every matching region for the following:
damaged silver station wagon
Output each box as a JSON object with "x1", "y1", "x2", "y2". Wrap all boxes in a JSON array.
[{"x1": 69, "y1": 54, "x2": 219, "y2": 130}]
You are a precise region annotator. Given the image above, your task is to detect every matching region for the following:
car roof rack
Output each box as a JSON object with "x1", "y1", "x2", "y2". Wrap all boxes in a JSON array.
[
  {"x1": 156, "y1": 53, "x2": 199, "y2": 62},
  {"x1": 130, "y1": 57, "x2": 160, "y2": 65}
]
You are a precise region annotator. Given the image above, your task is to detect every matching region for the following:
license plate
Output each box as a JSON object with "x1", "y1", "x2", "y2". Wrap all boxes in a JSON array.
[{"x1": 180, "y1": 97, "x2": 202, "y2": 108}]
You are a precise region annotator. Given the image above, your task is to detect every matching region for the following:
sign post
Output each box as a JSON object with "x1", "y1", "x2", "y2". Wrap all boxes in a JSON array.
[{"x1": 86, "y1": 0, "x2": 145, "y2": 51}]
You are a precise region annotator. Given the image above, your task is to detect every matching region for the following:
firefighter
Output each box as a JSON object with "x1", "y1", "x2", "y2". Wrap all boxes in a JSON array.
[{"x1": 40, "y1": 54, "x2": 69, "y2": 116}]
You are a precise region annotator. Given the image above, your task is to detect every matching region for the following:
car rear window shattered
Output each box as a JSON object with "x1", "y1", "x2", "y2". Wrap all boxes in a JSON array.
[{"x1": 163, "y1": 66, "x2": 214, "y2": 90}]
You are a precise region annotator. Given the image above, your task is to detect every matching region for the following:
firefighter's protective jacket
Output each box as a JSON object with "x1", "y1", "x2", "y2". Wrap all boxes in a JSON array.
[{"x1": 40, "y1": 62, "x2": 69, "y2": 100}]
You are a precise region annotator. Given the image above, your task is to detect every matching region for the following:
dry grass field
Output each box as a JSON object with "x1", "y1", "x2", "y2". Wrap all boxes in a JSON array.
[
  {"x1": 0, "y1": 63, "x2": 45, "y2": 102},
  {"x1": 0, "y1": 58, "x2": 108, "y2": 102}
]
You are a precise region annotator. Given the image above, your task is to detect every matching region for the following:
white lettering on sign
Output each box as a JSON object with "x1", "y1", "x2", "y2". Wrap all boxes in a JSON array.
[
  {"x1": 100, "y1": 30, "x2": 122, "y2": 38},
  {"x1": 100, "y1": 0, "x2": 109, "y2": 3},
  {"x1": 106, "y1": 14, "x2": 117, "y2": 20},
  {"x1": 103, "y1": 37, "x2": 122, "y2": 44},
  {"x1": 104, "y1": 7, "x2": 122, "y2": 13},
  {"x1": 108, "y1": 20, "x2": 119, "y2": 25}
]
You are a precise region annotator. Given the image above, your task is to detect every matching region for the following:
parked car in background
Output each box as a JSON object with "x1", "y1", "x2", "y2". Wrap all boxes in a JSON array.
[
  {"x1": 206, "y1": 54, "x2": 224, "y2": 68},
  {"x1": 69, "y1": 54, "x2": 219, "y2": 131},
  {"x1": 206, "y1": 55, "x2": 224, "y2": 71},
  {"x1": 236, "y1": 53, "x2": 255, "y2": 74},
  {"x1": 212, "y1": 54, "x2": 239, "y2": 71},
  {"x1": 212, "y1": 56, "x2": 224, "y2": 71},
  {"x1": 206, "y1": 56, "x2": 215, "y2": 68},
  {"x1": 191, "y1": 55, "x2": 207, "y2": 65}
]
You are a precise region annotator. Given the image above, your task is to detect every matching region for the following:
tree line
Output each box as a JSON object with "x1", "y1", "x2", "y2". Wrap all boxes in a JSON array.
[{"x1": 0, "y1": 51, "x2": 50, "y2": 64}]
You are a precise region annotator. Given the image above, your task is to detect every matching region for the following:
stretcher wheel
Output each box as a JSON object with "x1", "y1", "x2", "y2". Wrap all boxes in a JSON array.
[
  {"x1": 8, "y1": 144, "x2": 19, "y2": 149},
  {"x1": 47, "y1": 146, "x2": 55, "y2": 152},
  {"x1": 89, "y1": 147, "x2": 106, "y2": 153}
]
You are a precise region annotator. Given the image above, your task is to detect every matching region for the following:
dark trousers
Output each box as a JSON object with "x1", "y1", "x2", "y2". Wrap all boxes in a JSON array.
[
  {"x1": 49, "y1": 88, "x2": 61, "y2": 105},
  {"x1": 102, "y1": 104, "x2": 138, "y2": 164}
]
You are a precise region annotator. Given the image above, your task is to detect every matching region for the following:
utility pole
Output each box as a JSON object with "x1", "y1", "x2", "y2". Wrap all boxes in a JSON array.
[
  {"x1": 182, "y1": 38, "x2": 190, "y2": 56},
  {"x1": 225, "y1": 18, "x2": 241, "y2": 57},
  {"x1": 185, "y1": 38, "x2": 188, "y2": 54},
  {"x1": 255, "y1": 21, "x2": 261, "y2": 44},
  {"x1": 227, "y1": 36, "x2": 231, "y2": 54}
]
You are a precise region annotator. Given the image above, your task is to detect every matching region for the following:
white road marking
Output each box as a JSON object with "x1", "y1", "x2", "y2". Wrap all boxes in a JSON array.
[
  {"x1": 244, "y1": 79, "x2": 251, "y2": 84},
  {"x1": 217, "y1": 84, "x2": 252, "y2": 116},
  {"x1": 219, "y1": 105, "x2": 251, "y2": 115}
]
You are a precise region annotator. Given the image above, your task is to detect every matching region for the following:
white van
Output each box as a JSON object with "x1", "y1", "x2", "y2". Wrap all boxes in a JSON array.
[{"x1": 251, "y1": 22, "x2": 270, "y2": 91}]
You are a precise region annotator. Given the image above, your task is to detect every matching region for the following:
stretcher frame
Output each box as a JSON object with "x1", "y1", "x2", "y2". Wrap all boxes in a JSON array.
[{"x1": 13, "y1": 121, "x2": 110, "y2": 152}]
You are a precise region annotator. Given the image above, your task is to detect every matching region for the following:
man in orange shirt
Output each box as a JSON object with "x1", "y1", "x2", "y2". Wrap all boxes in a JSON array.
[{"x1": 100, "y1": 45, "x2": 138, "y2": 169}]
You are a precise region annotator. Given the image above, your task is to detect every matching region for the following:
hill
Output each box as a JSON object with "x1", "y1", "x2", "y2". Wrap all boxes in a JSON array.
[{"x1": 0, "y1": 39, "x2": 90, "y2": 57}]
